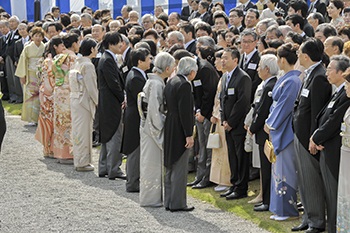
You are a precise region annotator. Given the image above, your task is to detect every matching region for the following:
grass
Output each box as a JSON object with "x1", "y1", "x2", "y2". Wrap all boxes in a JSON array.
[
  {"x1": 187, "y1": 173, "x2": 300, "y2": 233},
  {"x1": 2, "y1": 101, "x2": 22, "y2": 115},
  {"x1": 2, "y1": 101, "x2": 299, "y2": 232}
]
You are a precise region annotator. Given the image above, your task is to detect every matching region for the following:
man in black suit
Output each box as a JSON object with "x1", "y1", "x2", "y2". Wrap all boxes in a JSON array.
[
  {"x1": 119, "y1": 34, "x2": 133, "y2": 88},
  {"x1": 238, "y1": 0, "x2": 258, "y2": 14},
  {"x1": 198, "y1": 1, "x2": 213, "y2": 25},
  {"x1": 292, "y1": 38, "x2": 332, "y2": 233},
  {"x1": 286, "y1": 14, "x2": 309, "y2": 41},
  {"x1": 307, "y1": 0, "x2": 327, "y2": 18},
  {"x1": 179, "y1": 23, "x2": 197, "y2": 56},
  {"x1": 164, "y1": 57, "x2": 197, "y2": 212},
  {"x1": 0, "y1": 98, "x2": 5, "y2": 151},
  {"x1": 288, "y1": 0, "x2": 315, "y2": 37},
  {"x1": 228, "y1": 8, "x2": 245, "y2": 32},
  {"x1": 309, "y1": 55, "x2": 350, "y2": 233},
  {"x1": 187, "y1": 37, "x2": 219, "y2": 189},
  {"x1": 181, "y1": 0, "x2": 193, "y2": 21},
  {"x1": 121, "y1": 48, "x2": 151, "y2": 193},
  {"x1": 0, "y1": 20, "x2": 10, "y2": 101},
  {"x1": 220, "y1": 47, "x2": 252, "y2": 200},
  {"x1": 248, "y1": 54, "x2": 278, "y2": 212},
  {"x1": 97, "y1": 32, "x2": 126, "y2": 181}
]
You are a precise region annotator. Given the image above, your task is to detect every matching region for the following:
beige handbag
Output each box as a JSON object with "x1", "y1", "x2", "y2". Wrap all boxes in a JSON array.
[
  {"x1": 264, "y1": 139, "x2": 276, "y2": 163},
  {"x1": 207, "y1": 124, "x2": 221, "y2": 149}
]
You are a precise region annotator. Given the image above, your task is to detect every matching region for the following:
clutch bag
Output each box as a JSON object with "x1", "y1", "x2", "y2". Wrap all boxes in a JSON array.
[
  {"x1": 207, "y1": 124, "x2": 221, "y2": 149},
  {"x1": 264, "y1": 139, "x2": 276, "y2": 163}
]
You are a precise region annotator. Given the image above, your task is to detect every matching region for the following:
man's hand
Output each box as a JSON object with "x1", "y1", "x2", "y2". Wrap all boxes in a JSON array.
[
  {"x1": 223, "y1": 121, "x2": 232, "y2": 131},
  {"x1": 185, "y1": 136, "x2": 194, "y2": 148},
  {"x1": 264, "y1": 124, "x2": 270, "y2": 134},
  {"x1": 20, "y1": 76, "x2": 26, "y2": 85},
  {"x1": 196, "y1": 112, "x2": 205, "y2": 123}
]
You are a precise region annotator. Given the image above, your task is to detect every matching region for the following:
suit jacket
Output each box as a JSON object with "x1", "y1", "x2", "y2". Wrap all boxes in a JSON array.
[
  {"x1": 186, "y1": 40, "x2": 197, "y2": 56},
  {"x1": 188, "y1": 11, "x2": 201, "y2": 21},
  {"x1": 200, "y1": 12, "x2": 213, "y2": 25},
  {"x1": 313, "y1": 86, "x2": 350, "y2": 180},
  {"x1": 120, "y1": 47, "x2": 132, "y2": 88},
  {"x1": 220, "y1": 67, "x2": 252, "y2": 136},
  {"x1": 14, "y1": 38, "x2": 24, "y2": 65},
  {"x1": 243, "y1": 1, "x2": 258, "y2": 12},
  {"x1": 240, "y1": 50, "x2": 261, "y2": 103},
  {"x1": 97, "y1": 51, "x2": 124, "y2": 143},
  {"x1": 7, "y1": 30, "x2": 21, "y2": 62},
  {"x1": 307, "y1": 0, "x2": 327, "y2": 17},
  {"x1": 121, "y1": 67, "x2": 147, "y2": 154},
  {"x1": 303, "y1": 20, "x2": 315, "y2": 37},
  {"x1": 181, "y1": 5, "x2": 192, "y2": 21},
  {"x1": 192, "y1": 58, "x2": 219, "y2": 120},
  {"x1": 249, "y1": 77, "x2": 277, "y2": 145},
  {"x1": 276, "y1": 1, "x2": 288, "y2": 17},
  {"x1": 164, "y1": 74, "x2": 194, "y2": 167},
  {"x1": 293, "y1": 63, "x2": 332, "y2": 152}
]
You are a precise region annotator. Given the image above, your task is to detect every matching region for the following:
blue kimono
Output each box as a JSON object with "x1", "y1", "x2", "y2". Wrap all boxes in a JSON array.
[{"x1": 266, "y1": 70, "x2": 301, "y2": 217}]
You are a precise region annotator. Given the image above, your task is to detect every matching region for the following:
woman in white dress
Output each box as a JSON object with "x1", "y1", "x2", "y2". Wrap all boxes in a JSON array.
[{"x1": 139, "y1": 52, "x2": 175, "y2": 207}]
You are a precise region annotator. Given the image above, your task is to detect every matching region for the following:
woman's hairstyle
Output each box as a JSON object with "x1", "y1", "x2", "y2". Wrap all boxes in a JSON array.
[
  {"x1": 45, "y1": 36, "x2": 63, "y2": 58},
  {"x1": 153, "y1": 52, "x2": 175, "y2": 73},
  {"x1": 79, "y1": 38, "x2": 97, "y2": 56},
  {"x1": 30, "y1": 26, "x2": 45, "y2": 38},
  {"x1": 277, "y1": 42, "x2": 299, "y2": 65}
]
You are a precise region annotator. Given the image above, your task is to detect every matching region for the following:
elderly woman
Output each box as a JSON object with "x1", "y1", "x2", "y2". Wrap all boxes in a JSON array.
[
  {"x1": 69, "y1": 38, "x2": 98, "y2": 172},
  {"x1": 139, "y1": 52, "x2": 175, "y2": 207},
  {"x1": 264, "y1": 43, "x2": 301, "y2": 221},
  {"x1": 248, "y1": 54, "x2": 278, "y2": 211}
]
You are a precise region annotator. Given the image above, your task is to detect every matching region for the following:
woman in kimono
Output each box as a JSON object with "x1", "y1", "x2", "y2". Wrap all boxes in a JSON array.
[
  {"x1": 138, "y1": 52, "x2": 175, "y2": 207},
  {"x1": 69, "y1": 38, "x2": 98, "y2": 171},
  {"x1": 338, "y1": 69, "x2": 350, "y2": 232},
  {"x1": 15, "y1": 27, "x2": 45, "y2": 126},
  {"x1": 264, "y1": 43, "x2": 301, "y2": 221},
  {"x1": 209, "y1": 50, "x2": 231, "y2": 192},
  {"x1": 52, "y1": 34, "x2": 79, "y2": 164},
  {"x1": 35, "y1": 36, "x2": 65, "y2": 157}
]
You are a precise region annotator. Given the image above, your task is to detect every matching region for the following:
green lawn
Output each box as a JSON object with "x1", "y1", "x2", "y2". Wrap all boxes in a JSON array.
[
  {"x1": 2, "y1": 101, "x2": 22, "y2": 115},
  {"x1": 187, "y1": 174, "x2": 300, "y2": 233}
]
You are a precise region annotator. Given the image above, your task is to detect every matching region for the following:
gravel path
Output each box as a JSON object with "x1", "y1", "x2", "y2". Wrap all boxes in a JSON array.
[{"x1": 0, "y1": 113, "x2": 269, "y2": 233}]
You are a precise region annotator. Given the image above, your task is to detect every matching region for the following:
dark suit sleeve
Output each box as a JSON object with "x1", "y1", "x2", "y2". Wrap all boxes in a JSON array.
[
  {"x1": 227, "y1": 75, "x2": 252, "y2": 129},
  {"x1": 129, "y1": 74, "x2": 145, "y2": 100},
  {"x1": 103, "y1": 58, "x2": 124, "y2": 103},
  {"x1": 309, "y1": 75, "x2": 332, "y2": 137},
  {"x1": 249, "y1": 85, "x2": 273, "y2": 134},
  {"x1": 313, "y1": 96, "x2": 350, "y2": 145},
  {"x1": 178, "y1": 82, "x2": 194, "y2": 137},
  {"x1": 199, "y1": 67, "x2": 218, "y2": 118}
]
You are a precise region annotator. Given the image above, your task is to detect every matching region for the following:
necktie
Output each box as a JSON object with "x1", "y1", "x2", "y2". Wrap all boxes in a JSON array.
[{"x1": 244, "y1": 55, "x2": 248, "y2": 69}]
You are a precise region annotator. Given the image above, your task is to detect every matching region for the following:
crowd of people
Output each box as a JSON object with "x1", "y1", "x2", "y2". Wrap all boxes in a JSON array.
[{"x1": 0, "y1": 0, "x2": 350, "y2": 231}]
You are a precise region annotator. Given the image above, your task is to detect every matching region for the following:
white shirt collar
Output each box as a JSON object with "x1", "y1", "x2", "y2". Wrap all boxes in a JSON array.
[
  {"x1": 336, "y1": 82, "x2": 345, "y2": 94},
  {"x1": 244, "y1": 48, "x2": 257, "y2": 63},
  {"x1": 262, "y1": 76, "x2": 275, "y2": 87},
  {"x1": 133, "y1": 67, "x2": 147, "y2": 80},
  {"x1": 185, "y1": 39, "x2": 195, "y2": 49},
  {"x1": 122, "y1": 47, "x2": 130, "y2": 61},
  {"x1": 106, "y1": 49, "x2": 117, "y2": 61}
]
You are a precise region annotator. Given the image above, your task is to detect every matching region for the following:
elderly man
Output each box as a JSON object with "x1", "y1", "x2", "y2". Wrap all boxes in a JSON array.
[
  {"x1": 80, "y1": 13, "x2": 92, "y2": 30},
  {"x1": 324, "y1": 36, "x2": 343, "y2": 58},
  {"x1": 164, "y1": 56, "x2": 197, "y2": 212},
  {"x1": 168, "y1": 12, "x2": 181, "y2": 26},
  {"x1": 92, "y1": 24, "x2": 105, "y2": 43},
  {"x1": 109, "y1": 20, "x2": 121, "y2": 32},
  {"x1": 141, "y1": 14, "x2": 154, "y2": 31},
  {"x1": 314, "y1": 23, "x2": 337, "y2": 43},
  {"x1": 121, "y1": 5, "x2": 133, "y2": 22},
  {"x1": 167, "y1": 31, "x2": 185, "y2": 49},
  {"x1": 70, "y1": 14, "x2": 81, "y2": 28},
  {"x1": 128, "y1": 10, "x2": 139, "y2": 23}
]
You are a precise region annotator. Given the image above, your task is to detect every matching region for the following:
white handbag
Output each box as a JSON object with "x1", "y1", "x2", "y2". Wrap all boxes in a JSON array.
[{"x1": 207, "y1": 124, "x2": 221, "y2": 149}]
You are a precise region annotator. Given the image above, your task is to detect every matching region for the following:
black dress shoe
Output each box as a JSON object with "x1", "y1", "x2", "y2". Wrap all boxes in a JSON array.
[
  {"x1": 165, "y1": 207, "x2": 170, "y2": 211},
  {"x1": 170, "y1": 206, "x2": 195, "y2": 212},
  {"x1": 99, "y1": 174, "x2": 107, "y2": 178},
  {"x1": 304, "y1": 227, "x2": 325, "y2": 233},
  {"x1": 109, "y1": 174, "x2": 127, "y2": 180},
  {"x1": 187, "y1": 179, "x2": 201, "y2": 187},
  {"x1": 254, "y1": 202, "x2": 263, "y2": 207},
  {"x1": 226, "y1": 191, "x2": 247, "y2": 200},
  {"x1": 220, "y1": 187, "x2": 234, "y2": 197},
  {"x1": 291, "y1": 223, "x2": 308, "y2": 231},
  {"x1": 253, "y1": 204, "x2": 269, "y2": 211},
  {"x1": 192, "y1": 181, "x2": 210, "y2": 189}
]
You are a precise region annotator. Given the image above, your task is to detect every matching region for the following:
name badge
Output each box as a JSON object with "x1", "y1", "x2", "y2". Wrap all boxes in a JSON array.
[
  {"x1": 248, "y1": 63, "x2": 257, "y2": 70},
  {"x1": 96, "y1": 52, "x2": 102, "y2": 58},
  {"x1": 328, "y1": 101, "x2": 335, "y2": 108},
  {"x1": 301, "y1": 88, "x2": 309, "y2": 98},
  {"x1": 255, "y1": 97, "x2": 261, "y2": 103},
  {"x1": 313, "y1": 8, "x2": 317, "y2": 13},
  {"x1": 228, "y1": 88, "x2": 235, "y2": 95},
  {"x1": 341, "y1": 122, "x2": 346, "y2": 133},
  {"x1": 193, "y1": 80, "x2": 202, "y2": 87},
  {"x1": 14, "y1": 35, "x2": 19, "y2": 39},
  {"x1": 122, "y1": 66, "x2": 129, "y2": 73}
]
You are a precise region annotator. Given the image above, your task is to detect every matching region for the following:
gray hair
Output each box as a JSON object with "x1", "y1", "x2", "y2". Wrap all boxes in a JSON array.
[
  {"x1": 0, "y1": 20, "x2": 10, "y2": 28},
  {"x1": 81, "y1": 13, "x2": 92, "y2": 21},
  {"x1": 240, "y1": 29, "x2": 258, "y2": 41},
  {"x1": 257, "y1": 18, "x2": 278, "y2": 30},
  {"x1": 278, "y1": 25, "x2": 293, "y2": 37},
  {"x1": 315, "y1": 23, "x2": 337, "y2": 37},
  {"x1": 142, "y1": 14, "x2": 154, "y2": 23},
  {"x1": 260, "y1": 54, "x2": 279, "y2": 76},
  {"x1": 177, "y1": 57, "x2": 198, "y2": 76},
  {"x1": 121, "y1": 34, "x2": 130, "y2": 45},
  {"x1": 153, "y1": 52, "x2": 175, "y2": 73},
  {"x1": 9, "y1": 16, "x2": 20, "y2": 23},
  {"x1": 197, "y1": 36, "x2": 215, "y2": 49},
  {"x1": 266, "y1": 25, "x2": 283, "y2": 38},
  {"x1": 70, "y1": 13, "x2": 81, "y2": 22},
  {"x1": 330, "y1": 55, "x2": 350, "y2": 72},
  {"x1": 129, "y1": 10, "x2": 140, "y2": 18},
  {"x1": 168, "y1": 31, "x2": 185, "y2": 43}
]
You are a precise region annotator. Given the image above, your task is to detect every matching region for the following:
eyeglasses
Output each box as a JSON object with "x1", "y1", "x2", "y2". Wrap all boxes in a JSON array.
[{"x1": 241, "y1": 40, "x2": 255, "y2": 44}]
